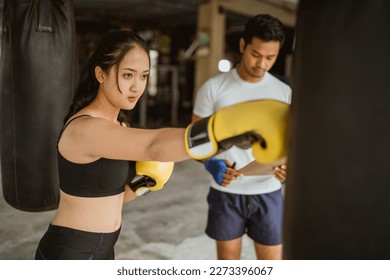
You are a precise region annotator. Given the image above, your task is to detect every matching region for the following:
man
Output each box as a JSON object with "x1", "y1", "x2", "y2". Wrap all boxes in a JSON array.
[{"x1": 192, "y1": 14, "x2": 291, "y2": 260}]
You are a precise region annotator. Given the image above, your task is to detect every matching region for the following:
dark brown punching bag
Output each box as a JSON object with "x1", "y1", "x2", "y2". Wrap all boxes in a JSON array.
[
  {"x1": 0, "y1": 0, "x2": 76, "y2": 211},
  {"x1": 283, "y1": 0, "x2": 390, "y2": 259}
]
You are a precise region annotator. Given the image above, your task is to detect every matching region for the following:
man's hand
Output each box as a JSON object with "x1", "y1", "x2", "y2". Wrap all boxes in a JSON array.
[
  {"x1": 204, "y1": 158, "x2": 242, "y2": 187},
  {"x1": 273, "y1": 164, "x2": 287, "y2": 183}
]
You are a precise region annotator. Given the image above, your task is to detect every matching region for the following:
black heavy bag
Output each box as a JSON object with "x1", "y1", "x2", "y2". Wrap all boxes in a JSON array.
[
  {"x1": 283, "y1": 0, "x2": 390, "y2": 259},
  {"x1": 0, "y1": 0, "x2": 76, "y2": 211}
]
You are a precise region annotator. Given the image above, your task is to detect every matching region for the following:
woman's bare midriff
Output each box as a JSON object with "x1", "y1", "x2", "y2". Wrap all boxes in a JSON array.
[{"x1": 51, "y1": 190, "x2": 124, "y2": 233}]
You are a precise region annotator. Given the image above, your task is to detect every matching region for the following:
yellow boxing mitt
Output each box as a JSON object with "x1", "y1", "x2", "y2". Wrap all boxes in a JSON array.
[
  {"x1": 185, "y1": 99, "x2": 289, "y2": 164},
  {"x1": 130, "y1": 161, "x2": 174, "y2": 197}
]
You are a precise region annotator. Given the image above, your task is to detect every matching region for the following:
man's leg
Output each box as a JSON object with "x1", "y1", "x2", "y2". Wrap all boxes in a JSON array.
[
  {"x1": 216, "y1": 237, "x2": 242, "y2": 260},
  {"x1": 254, "y1": 243, "x2": 282, "y2": 260},
  {"x1": 248, "y1": 190, "x2": 284, "y2": 260}
]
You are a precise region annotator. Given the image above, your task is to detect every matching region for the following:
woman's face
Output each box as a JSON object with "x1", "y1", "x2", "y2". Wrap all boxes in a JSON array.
[{"x1": 101, "y1": 45, "x2": 150, "y2": 110}]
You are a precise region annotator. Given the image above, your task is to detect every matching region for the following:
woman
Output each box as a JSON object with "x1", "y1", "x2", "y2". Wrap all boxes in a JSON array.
[{"x1": 35, "y1": 30, "x2": 189, "y2": 260}]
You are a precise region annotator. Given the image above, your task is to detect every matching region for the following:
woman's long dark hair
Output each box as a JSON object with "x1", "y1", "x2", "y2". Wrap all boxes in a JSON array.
[{"x1": 64, "y1": 30, "x2": 150, "y2": 125}]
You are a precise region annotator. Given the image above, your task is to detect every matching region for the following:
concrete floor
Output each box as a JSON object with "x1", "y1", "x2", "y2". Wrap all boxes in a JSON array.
[{"x1": 0, "y1": 159, "x2": 256, "y2": 260}]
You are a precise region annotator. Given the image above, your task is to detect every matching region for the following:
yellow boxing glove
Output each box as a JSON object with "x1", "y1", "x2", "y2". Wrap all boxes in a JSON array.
[
  {"x1": 185, "y1": 99, "x2": 289, "y2": 164},
  {"x1": 130, "y1": 161, "x2": 174, "y2": 197}
]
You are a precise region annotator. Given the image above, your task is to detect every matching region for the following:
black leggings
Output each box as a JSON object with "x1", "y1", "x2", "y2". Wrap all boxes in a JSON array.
[{"x1": 35, "y1": 224, "x2": 121, "y2": 260}]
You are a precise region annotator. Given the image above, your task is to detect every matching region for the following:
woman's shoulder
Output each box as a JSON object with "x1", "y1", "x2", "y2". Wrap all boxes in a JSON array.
[
  {"x1": 63, "y1": 114, "x2": 120, "y2": 142},
  {"x1": 58, "y1": 114, "x2": 127, "y2": 162}
]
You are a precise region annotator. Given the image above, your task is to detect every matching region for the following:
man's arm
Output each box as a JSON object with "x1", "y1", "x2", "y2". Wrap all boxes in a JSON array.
[
  {"x1": 238, "y1": 157, "x2": 285, "y2": 175},
  {"x1": 239, "y1": 159, "x2": 287, "y2": 183},
  {"x1": 192, "y1": 114, "x2": 202, "y2": 123}
]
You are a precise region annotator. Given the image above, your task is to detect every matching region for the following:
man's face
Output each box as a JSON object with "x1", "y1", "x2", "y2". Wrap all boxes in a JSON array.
[{"x1": 238, "y1": 37, "x2": 281, "y2": 82}]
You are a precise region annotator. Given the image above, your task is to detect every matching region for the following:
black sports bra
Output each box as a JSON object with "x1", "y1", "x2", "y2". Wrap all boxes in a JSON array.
[{"x1": 57, "y1": 115, "x2": 136, "y2": 197}]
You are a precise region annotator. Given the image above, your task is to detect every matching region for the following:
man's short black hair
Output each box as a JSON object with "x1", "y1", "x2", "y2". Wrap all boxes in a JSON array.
[{"x1": 243, "y1": 14, "x2": 286, "y2": 46}]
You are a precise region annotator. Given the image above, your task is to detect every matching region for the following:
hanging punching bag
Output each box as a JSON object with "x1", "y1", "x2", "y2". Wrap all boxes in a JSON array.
[
  {"x1": 283, "y1": 0, "x2": 390, "y2": 259},
  {"x1": 0, "y1": 0, "x2": 76, "y2": 211}
]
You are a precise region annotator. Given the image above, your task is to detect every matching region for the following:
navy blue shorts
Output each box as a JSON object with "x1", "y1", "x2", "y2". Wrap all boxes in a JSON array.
[
  {"x1": 35, "y1": 224, "x2": 120, "y2": 260},
  {"x1": 205, "y1": 188, "x2": 283, "y2": 245}
]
